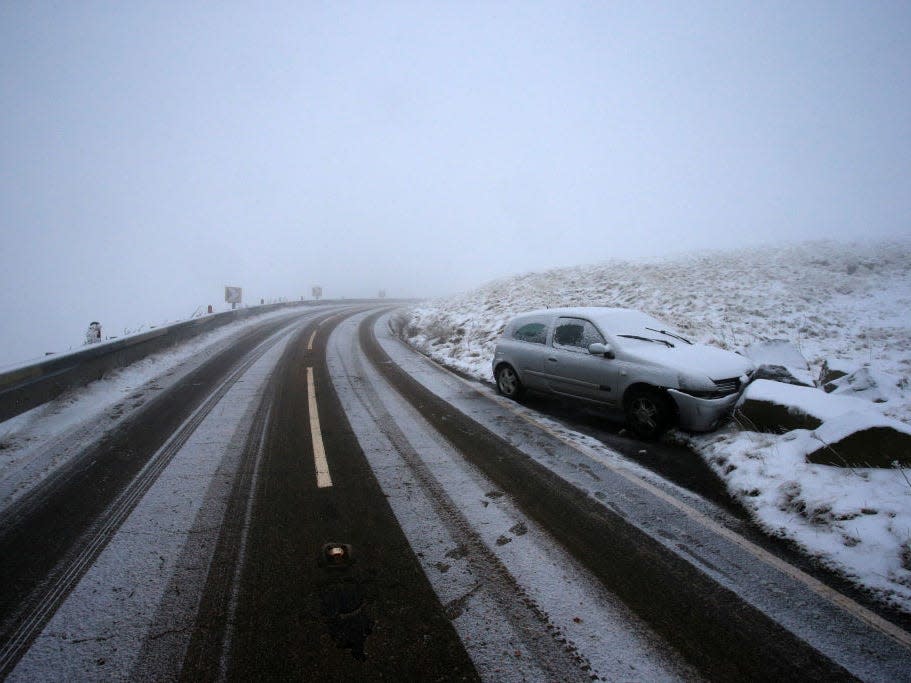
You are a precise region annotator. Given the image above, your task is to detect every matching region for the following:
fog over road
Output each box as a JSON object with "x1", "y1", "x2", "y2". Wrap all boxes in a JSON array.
[{"x1": 1, "y1": 305, "x2": 909, "y2": 680}]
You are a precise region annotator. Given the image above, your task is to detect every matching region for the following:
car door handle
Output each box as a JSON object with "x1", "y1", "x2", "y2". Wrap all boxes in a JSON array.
[{"x1": 547, "y1": 357, "x2": 558, "y2": 362}]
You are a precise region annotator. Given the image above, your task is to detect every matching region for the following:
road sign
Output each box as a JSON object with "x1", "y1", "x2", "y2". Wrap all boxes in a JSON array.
[
  {"x1": 312, "y1": 286, "x2": 322, "y2": 300},
  {"x1": 225, "y1": 286, "x2": 243, "y2": 304}
]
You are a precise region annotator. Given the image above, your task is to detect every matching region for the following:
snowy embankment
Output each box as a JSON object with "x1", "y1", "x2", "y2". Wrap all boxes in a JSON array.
[{"x1": 404, "y1": 240, "x2": 911, "y2": 613}]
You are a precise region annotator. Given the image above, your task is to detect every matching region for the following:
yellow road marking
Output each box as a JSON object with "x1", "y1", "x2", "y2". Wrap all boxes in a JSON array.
[
  {"x1": 311, "y1": 308, "x2": 358, "y2": 350},
  {"x1": 319, "y1": 311, "x2": 348, "y2": 329},
  {"x1": 307, "y1": 367, "x2": 333, "y2": 488}
]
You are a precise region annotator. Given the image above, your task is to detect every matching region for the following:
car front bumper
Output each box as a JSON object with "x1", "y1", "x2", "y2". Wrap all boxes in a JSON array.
[{"x1": 667, "y1": 389, "x2": 741, "y2": 432}]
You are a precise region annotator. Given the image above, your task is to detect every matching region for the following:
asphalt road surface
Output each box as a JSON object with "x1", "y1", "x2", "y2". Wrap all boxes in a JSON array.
[{"x1": 1, "y1": 304, "x2": 910, "y2": 681}]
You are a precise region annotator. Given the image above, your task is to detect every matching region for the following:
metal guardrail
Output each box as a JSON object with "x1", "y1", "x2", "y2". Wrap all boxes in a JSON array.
[{"x1": 0, "y1": 299, "x2": 396, "y2": 424}]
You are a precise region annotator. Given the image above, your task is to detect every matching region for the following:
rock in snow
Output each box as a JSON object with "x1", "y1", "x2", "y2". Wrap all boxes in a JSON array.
[
  {"x1": 743, "y1": 340, "x2": 815, "y2": 386},
  {"x1": 736, "y1": 379, "x2": 875, "y2": 433},
  {"x1": 807, "y1": 412, "x2": 911, "y2": 468}
]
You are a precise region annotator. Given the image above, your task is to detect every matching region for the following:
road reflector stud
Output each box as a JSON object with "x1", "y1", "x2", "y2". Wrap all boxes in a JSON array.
[{"x1": 320, "y1": 543, "x2": 355, "y2": 569}]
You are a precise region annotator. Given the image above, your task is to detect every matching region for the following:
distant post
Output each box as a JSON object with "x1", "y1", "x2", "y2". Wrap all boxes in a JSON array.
[
  {"x1": 225, "y1": 286, "x2": 243, "y2": 310},
  {"x1": 85, "y1": 321, "x2": 102, "y2": 345}
]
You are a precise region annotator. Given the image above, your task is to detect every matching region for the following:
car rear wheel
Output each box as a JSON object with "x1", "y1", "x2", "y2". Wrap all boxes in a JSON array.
[
  {"x1": 495, "y1": 364, "x2": 525, "y2": 400},
  {"x1": 625, "y1": 389, "x2": 672, "y2": 440}
]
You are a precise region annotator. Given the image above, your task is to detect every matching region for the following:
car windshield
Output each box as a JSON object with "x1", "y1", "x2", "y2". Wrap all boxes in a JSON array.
[{"x1": 591, "y1": 311, "x2": 684, "y2": 342}]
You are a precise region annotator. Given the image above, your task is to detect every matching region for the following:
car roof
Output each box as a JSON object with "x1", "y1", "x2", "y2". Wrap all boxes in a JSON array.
[
  {"x1": 516, "y1": 306, "x2": 646, "y2": 319},
  {"x1": 513, "y1": 307, "x2": 666, "y2": 330}
]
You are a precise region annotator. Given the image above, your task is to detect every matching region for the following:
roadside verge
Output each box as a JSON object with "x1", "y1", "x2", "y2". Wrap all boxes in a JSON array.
[{"x1": 363, "y1": 310, "x2": 911, "y2": 681}]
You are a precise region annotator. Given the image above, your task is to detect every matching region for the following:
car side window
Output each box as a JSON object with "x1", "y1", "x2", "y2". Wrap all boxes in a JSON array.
[
  {"x1": 553, "y1": 318, "x2": 604, "y2": 352},
  {"x1": 513, "y1": 321, "x2": 547, "y2": 344}
]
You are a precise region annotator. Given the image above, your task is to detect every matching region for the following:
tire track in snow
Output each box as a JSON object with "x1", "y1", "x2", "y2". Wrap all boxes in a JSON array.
[
  {"x1": 337, "y1": 334, "x2": 593, "y2": 681},
  {"x1": 0, "y1": 320, "x2": 304, "y2": 677}
]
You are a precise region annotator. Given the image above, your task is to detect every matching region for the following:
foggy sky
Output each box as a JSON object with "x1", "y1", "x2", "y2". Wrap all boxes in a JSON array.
[{"x1": 2, "y1": 2, "x2": 910, "y2": 366}]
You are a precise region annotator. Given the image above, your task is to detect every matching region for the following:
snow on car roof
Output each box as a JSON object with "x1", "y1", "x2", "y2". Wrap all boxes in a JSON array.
[{"x1": 518, "y1": 307, "x2": 666, "y2": 332}]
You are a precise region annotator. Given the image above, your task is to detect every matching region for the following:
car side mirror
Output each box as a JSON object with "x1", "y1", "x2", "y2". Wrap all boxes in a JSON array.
[{"x1": 588, "y1": 342, "x2": 614, "y2": 359}]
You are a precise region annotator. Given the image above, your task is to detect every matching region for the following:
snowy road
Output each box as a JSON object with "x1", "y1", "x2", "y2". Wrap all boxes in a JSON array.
[
  {"x1": 1, "y1": 306, "x2": 910, "y2": 680},
  {"x1": 328, "y1": 311, "x2": 694, "y2": 681}
]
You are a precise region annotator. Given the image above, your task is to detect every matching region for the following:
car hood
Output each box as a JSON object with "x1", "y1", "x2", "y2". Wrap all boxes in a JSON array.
[{"x1": 620, "y1": 342, "x2": 755, "y2": 380}]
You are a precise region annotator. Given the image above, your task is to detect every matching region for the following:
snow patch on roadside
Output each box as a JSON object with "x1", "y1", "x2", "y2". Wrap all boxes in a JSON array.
[
  {"x1": 683, "y1": 425, "x2": 911, "y2": 613},
  {"x1": 8, "y1": 324, "x2": 295, "y2": 682},
  {"x1": 0, "y1": 307, "x2": 320, "y2": 512}
]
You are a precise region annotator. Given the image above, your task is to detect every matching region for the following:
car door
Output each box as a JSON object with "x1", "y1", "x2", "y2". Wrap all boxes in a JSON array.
[
  {"x1": 503, "y1": 317, "x2": 551, "y2": 390},
  {"x1": 542, "y1": 317, "x2": 618, "y2": 405}
]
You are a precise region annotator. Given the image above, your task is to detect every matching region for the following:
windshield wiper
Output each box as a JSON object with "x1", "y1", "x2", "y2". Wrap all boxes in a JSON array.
[
  {"x1": 618, "y1": 334, "x2": 674, "y2": 348},
  {"x1": 645, "y1": 327, "x2": 692, "y2": 345}
]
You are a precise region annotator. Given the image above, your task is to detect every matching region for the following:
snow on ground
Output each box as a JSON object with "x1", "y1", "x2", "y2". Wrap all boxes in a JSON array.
[
  {"x1": 0, "y1": 306, "x2": 323, "y2": 514},
  {"x1": 404, "y1": 240, "x2": 911, "y2": 613}
]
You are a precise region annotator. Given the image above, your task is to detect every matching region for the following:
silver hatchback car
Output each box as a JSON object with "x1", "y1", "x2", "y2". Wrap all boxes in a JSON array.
[{"x1": 492, "y1": 307, "x2": 755, "y2": 438}]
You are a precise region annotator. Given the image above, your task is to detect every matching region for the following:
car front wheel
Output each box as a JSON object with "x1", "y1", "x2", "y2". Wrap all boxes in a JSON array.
[
  {"x1": 625, "y1": 389, "x2": 672, "y2": 440},
  {"x1": 495, "y1": 364, "x2": 525, "y2": 400}
]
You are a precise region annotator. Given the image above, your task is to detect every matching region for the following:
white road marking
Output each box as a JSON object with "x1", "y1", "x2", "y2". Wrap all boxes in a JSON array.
[
  {"x1": 307, "y1": 367, "x2": 333, "y2": 488},
  {"x1": 307, "y1": 329, "x2": 317, "y2": 351}
]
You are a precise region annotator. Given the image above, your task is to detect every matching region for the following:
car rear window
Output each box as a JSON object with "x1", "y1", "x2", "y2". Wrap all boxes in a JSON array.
[{"x1": 513, "y1": 322, "x2": 547, "y2": 344}]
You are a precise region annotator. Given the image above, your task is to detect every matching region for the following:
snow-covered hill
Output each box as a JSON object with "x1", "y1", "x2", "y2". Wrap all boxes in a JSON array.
[
  {"x1": 407, "y1": 240, "x2": 911, "y2": 420},
  {"x1": 404, "y1": 240, "x2": 911, "y2": 613}
]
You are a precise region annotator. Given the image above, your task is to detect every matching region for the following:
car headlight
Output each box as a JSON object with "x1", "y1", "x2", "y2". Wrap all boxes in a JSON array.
[
  {"x1": 677, "y1": 372, "x2": 728, "y2": 398},
  {"x1": 677, "y1": 372, "x2": 714, "y2": 392}
]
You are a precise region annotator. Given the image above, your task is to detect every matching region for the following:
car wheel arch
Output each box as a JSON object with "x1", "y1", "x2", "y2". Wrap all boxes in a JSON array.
[
  {"x1": 494, "y1": 362, "x2": 526, "y2": 400},
  {"x1": 623, "y1": 382, "x2": 675, "y2": 405},
  {"x1": 622, "y1": 384, "x2": 678, "y2": 434}
]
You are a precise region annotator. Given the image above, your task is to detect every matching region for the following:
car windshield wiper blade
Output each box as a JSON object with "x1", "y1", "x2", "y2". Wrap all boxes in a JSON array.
[
  {"x1": 645, "y1": 327, "x2": 692, "y2": 345},
  {"x1": 617, "y1": 334, "x2": 674, "y2": 348}
]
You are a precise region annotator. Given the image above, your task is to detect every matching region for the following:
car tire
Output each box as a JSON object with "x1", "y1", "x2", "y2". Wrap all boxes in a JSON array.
[
  {"x1": 495, "y1": 364, "x2": 525, "y2": 400},
  {"x1": 625, "y1": 388, "x2": 672, "y2": 440}
]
